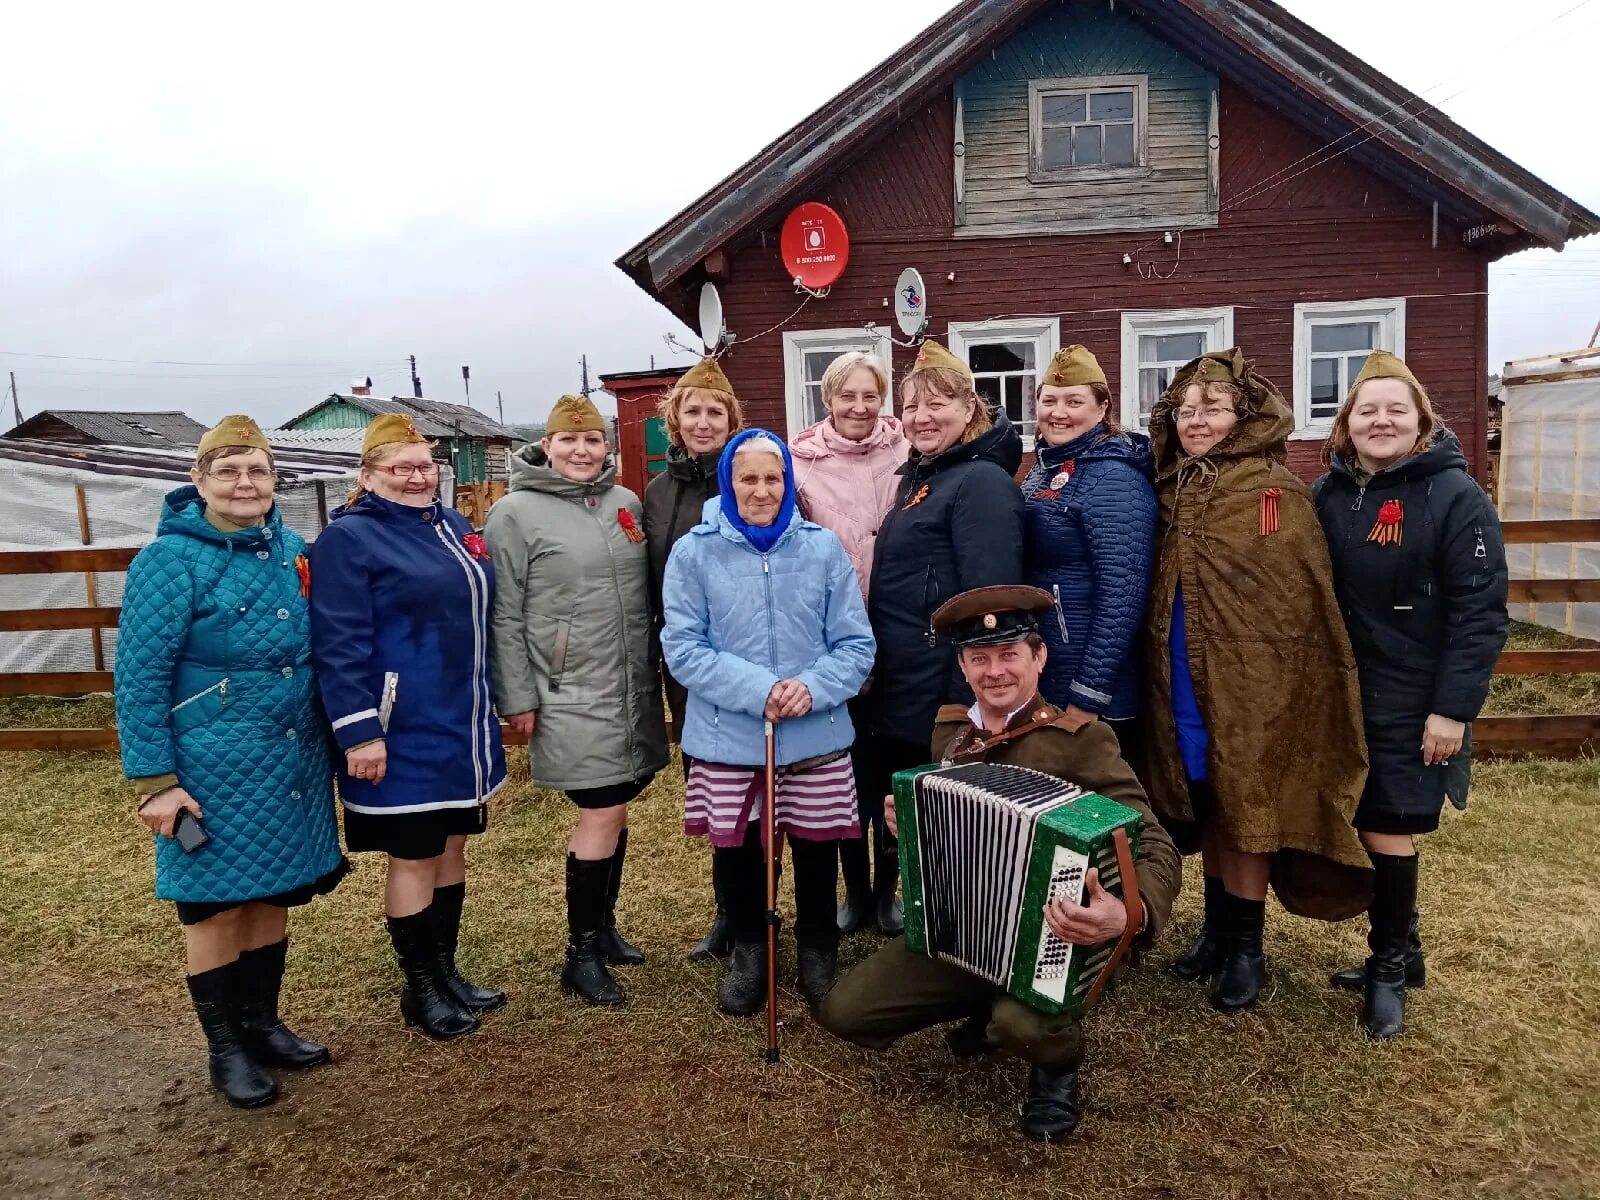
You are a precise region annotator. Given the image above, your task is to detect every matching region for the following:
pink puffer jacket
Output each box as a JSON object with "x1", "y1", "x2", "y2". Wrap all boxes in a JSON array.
[{"x1": 790, "y1": 416, "x2": 910, "y2": 601}]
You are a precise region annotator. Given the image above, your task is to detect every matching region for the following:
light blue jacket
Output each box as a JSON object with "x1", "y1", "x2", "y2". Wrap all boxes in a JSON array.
[{"x1": 662, "y1": 499, "x2": 875, "y2": 767}]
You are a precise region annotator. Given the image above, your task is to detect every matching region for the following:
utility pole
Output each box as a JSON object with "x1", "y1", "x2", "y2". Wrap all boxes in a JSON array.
[
  {"x1": 496, "y1": 390, "x2": 505, "y2": 426},
  {"x1": 579, "y1": 354, "x2": 591, "y2": 396},
  {"x1": 409, "y1": 355, "x2": 423, "y2": 398},
  {"x1": 461, "y1": 365, "x2": 472, "y2": 408},
  {"x1": 8, "y1": 372, "x2": 20, "y2": 427}
]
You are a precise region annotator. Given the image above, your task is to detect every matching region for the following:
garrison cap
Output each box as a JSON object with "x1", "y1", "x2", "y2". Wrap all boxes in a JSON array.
[
  {"x1": 1352, "y1": 350, "x2": 1423, "y2": 393},
  {"x1": 546, "y1": 394, "x2": 606, "y2": 435},
  {"x1": 676, "y1": 356, "x2": 735, "y2": 395},
  {"x1": 1042, "y1": 344, "x2": 1106, "y2": 389},
  {"x1": 908, "y1": 338, "x2": 974, "y2": 385},
  {"x1": 196, "y1": 415, "x2": 272, "y2": 461},
  {"x1": 932, "y1": 585, "x2": 1056, "y2": 648},
  {"x1": 362, "y1": 413, "x2": 429, "y2": 457}
]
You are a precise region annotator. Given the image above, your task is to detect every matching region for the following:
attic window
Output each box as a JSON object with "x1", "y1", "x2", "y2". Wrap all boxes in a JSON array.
[{"x1": 1030, "y1": 76, "x2": 1146, "y2": 177}]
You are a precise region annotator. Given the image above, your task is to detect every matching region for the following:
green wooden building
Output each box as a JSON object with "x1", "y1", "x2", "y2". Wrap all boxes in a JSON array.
[{"x1": 282, "y1": 391, "x2": 517, "y2": 484}]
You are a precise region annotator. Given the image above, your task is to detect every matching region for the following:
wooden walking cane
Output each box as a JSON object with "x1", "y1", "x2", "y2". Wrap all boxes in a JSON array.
[{"x1": 764, "y1": 718, "x2": 780, "y2": 1065}]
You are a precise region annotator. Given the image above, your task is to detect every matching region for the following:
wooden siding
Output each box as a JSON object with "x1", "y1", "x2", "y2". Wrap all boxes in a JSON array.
[
  {"x1": 957, "y1": 0, "x2": 1217, "y2": 238},
  {"x1": 708, "y1": 72, "x2": 1489, "y2": 483},
  {"x1": 289, "y1": 401, "x2": 373, "y2": 432}
]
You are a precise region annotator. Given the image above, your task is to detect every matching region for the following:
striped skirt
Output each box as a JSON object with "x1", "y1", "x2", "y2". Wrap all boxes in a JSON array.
[{"x1": 684, "y1": 755, "x2": 860, "y2": 848}]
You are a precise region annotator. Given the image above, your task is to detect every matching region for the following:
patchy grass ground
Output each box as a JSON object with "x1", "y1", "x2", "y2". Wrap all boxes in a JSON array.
[{"x1": 2, "y1": 626, "x2": 1597, "y2": 1200}]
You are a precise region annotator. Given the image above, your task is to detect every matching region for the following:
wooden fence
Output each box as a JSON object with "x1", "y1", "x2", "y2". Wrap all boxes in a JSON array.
[{"x1": 4, "y1": 520, "x2": 1600, "y2": 757}]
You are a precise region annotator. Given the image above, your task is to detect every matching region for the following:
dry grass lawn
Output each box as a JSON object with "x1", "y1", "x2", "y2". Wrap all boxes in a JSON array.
[{"x1": 2, "y1": 625, "x2": 1597, "y2": 1199}]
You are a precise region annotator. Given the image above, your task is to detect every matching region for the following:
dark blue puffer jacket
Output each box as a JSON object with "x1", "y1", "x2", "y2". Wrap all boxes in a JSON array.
[{"x1": 1021, "y1": 423, "x2": 1157, "y2": 720}]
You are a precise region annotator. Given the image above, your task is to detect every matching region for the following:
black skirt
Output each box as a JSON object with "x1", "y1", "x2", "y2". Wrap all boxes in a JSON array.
[
  {"x1": 343, "y1": 804, "x2": 489, "y2": 860},
  {"x1": 173, "y1": 858, "x2": 351, "y2": 926},
  {"x1": 1354, "y1": 719, "x2": 1473, "y2": 836}
]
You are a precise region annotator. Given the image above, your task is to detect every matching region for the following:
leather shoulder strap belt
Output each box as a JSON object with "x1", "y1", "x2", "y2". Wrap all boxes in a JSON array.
[{"x1": 1081, "y1": 827, "x2": 1143, "y2": 1011}]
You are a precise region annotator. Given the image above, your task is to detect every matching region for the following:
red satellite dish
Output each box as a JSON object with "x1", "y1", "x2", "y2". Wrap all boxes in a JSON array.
[{"x1": 780, "y1": 202, "x2": 850, "y2": 290}]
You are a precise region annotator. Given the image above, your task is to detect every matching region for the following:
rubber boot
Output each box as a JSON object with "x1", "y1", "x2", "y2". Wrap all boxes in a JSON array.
[
  {"x1": 233, "y1": 940, "x2": 332, "y2": 1068},
  {"x1": 836, "y1": 835, "x2": 873, "y2": 934},
  {"x1": 561, "y1": 855, "x2": 625, "y2": 1007},
  {"x1": 1361, "y1": 853, "x2": 1418, "y2": 1041},
  {"x1": 1330, "y1": 909, "x2": 1425, "y2": 991},
  {"x1": 598, "y1": 829, "x2": 646, "y2": 967},
  {"x1": 1168, "y1": 875, "x2": 1227, "y2": 983},
  {"x1": 387, "y1": 908, "x2": 479, "y2": 1040},
  {"x1": 186, "y1": 963, "x2": 278, "y2": 1109},
  {"x1": 945, "y1": 1011, "x2": 996, "y2": 1058},
  {"x1": 1208, "y1": 892, "x2": 1266, "y2": 1014},
  {"x1": 719, "y1": 942, "x2": 767, "y2": 1017},
  {"x1": 872, "y1": 824, "x2": 904, "y2": 936},
  {"x1": 1021, "y1": 1064, "x2": 1082, "y2": 1143},
  {"x1": 432, "y1": 882, "x2": 507, "y2": 1014},
  {"x1": 688, "y1": 851, "x2": 734, "y2": 963}
]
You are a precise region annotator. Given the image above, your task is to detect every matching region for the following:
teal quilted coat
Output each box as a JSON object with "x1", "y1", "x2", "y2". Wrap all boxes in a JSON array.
[{"x1": 115, "y1": 487, "x2": 344, "y2": 902}]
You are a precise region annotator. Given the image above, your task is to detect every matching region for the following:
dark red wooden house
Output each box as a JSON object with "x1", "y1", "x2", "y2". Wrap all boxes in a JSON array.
[{"x1": 617, "y1": 0, "x2": 1597, "y2": 481}]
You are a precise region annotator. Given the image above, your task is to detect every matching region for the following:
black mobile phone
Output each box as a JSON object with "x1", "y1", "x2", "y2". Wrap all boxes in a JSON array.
[{"x1": 172, "y1": 808, "x2": 210, "y2": 854}]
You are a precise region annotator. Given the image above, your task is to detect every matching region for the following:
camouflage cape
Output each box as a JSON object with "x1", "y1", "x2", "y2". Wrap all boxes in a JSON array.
[{"x1": 1138, "y1": 349, "x2": 1372, "y2": 921}]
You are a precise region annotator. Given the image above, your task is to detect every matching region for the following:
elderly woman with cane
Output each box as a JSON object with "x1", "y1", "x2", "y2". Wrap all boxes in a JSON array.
[
  {"x1": 662, "y1": 429, "x2": 875, "y2": 1013},
  {"x1": 117, "y1": 415, "x2": 347, "y2": 1108}
]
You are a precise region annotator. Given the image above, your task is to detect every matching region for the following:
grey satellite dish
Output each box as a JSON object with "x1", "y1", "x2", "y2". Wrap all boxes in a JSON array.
[
  {"x1": 894, "y1": 268, "x2": 928, "y2": 339},
  {"x1": 698, "y1": 283, "x2": 726, "y2": 353}
]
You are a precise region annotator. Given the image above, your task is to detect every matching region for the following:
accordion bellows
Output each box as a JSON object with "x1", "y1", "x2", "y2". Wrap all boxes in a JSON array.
[{"x1": 894, "y1": 761, "x2": 1143, "y2": 1017}]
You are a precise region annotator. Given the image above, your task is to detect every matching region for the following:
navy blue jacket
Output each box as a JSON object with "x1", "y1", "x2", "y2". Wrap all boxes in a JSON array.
[
  {"x1": 309, "y1": 492, "x2": 506, "y2": 815},
  {"x1": 863, "y1": 415, "x2": 1026, "y2": 746},
  {"x1": 1022, "y1": 424, "x2": 1156, "y2": 720}
]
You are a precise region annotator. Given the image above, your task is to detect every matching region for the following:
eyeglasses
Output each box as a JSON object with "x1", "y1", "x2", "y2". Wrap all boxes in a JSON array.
[
  {"x1": 375, "y1": 463, "x2": 441, "y2": 479},
  {"x1": 207, "y1": 466, "x2": 276, "y2": 484},
  {"x1": 1175, "y1": 406, "x2": 1235, "y2": 423}
]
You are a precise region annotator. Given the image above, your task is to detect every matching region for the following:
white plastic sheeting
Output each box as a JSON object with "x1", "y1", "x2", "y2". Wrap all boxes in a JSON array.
[
  {"x1": 0, "y1": 451, "x2": 457, "y2": 676},
  {"x1": 1498, "y1": 352, "x2": 1600, "y2": 642}
]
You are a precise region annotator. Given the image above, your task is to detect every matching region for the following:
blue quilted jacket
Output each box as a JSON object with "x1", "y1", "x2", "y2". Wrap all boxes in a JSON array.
[
  {"x1": 1021, "y1": 424, "x2": 1157, "y2": 720},
  {"x1": 309, "y1": 492, "x2": 506, "y2": 814},
  {"x1": 115, "y1": 488, "x2": 344, "y2": 903}
]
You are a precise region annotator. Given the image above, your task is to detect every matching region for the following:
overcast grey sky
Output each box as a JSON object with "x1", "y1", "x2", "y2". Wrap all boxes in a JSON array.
[{"x1": 3, "y1": 0, "x2": 1597, "y2": 429}]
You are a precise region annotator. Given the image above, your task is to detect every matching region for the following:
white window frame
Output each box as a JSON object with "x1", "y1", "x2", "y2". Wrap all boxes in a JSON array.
[
  {"x1": 1292, "y1": 298, "x2": 1406, "y2": 438},
  {"x1": 1028, "y1": 74, "x2": 1149, "y2": 180},
  {"x1": 948, "y1": 317, "x2": 1061, "y2": 450},
  {"x1": 1119, "y1": 307, "x2": 1235, "y2": 433},
  {"x1": 781, "y1": 327, "x2": 894, "y2": 436}
]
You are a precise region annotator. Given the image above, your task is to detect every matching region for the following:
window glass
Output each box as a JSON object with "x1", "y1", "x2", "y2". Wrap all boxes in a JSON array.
[
  {"x1": 1042, "y1": 93, "x2": 1085, "y2": 124},
  {"x1": 1089, "y1": 89, "x2": 1134, "y2": 121},
  {"x1": 1311, "y1": 322, "x2": 1376, "y2": 354}
]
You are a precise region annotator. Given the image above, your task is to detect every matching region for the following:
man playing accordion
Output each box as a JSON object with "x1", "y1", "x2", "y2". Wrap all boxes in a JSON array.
[{"x1": 816, "y1": 586, "x2": 1181, "y2": 1143}]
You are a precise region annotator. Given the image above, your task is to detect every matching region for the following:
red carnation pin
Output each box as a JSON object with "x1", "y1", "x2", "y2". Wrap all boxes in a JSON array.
[
  {"x1": 461, "y1": 532, "x2": 491, "y2": 561},
  {"x1": 294, "y1": 553, "x2": 311, "y2": 599},
  {"x1": 617, "y1": 509, "x2": 645, "y2": 544},
  {"x1": 1368, "y1": 499, "x2": 1404, "y2": 546}
]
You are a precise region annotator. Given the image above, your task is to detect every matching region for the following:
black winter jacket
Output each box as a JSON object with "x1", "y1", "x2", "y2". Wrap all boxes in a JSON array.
[
  {"x1": 1312, "y1": 431, "x2": 1508, "y2": 822},
  {"x1": 863, "y1": 415, "x2": 1026, "y2": 746},
  {"x1": 643, "y1": 445, "x2": 722, "y2": 739}
]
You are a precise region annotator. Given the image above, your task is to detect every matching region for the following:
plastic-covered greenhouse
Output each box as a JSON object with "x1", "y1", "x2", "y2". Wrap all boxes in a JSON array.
[
  {"x1": 0, "y1": 437, "x2": 453, "y2": 675},
  {"x1": 1497, "y1": 347, "x2": 1600, "y2": 642}
]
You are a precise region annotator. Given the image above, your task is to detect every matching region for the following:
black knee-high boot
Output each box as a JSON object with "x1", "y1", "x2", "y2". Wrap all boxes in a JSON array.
[
  {"x1": 1330, "y1": 909, "x2": 1425, "y2": 991},
  {"x1": 1361, "y1": 852, "x2": 1418, "y2": 1040},
  {"x1": 598, "y1": 829, "x2": 646, "y2": 967},
  {"x1": 689, "y1": 850, "x2": 734, "y2": 963},
  {"x1": 234, "y1": 939, "x2": 332, "y2": 1068},
  {"x1": 387, "y1": 907, "x2": 479, "y2": 1039},
  {"x1": 717, "y1": 835, "x2": 769, "y2": 1017},
  {"x1": 1208, "y1": 891, "x2": 1266, "y2": 1014},
  {"x1": 836, "y1": 835, "x2": 872, "y2": 934},
  {"x1": 1169, "y1": 875, "x2": 1226, "y2": 983},
  {"x1": 562, "y1": 854, "x2": 625, "y2": 1006},
  {"x1": 187, "y1": 963, "x2": 277, "y2": 1108},
  {"x1": 432, "y1": 883, "x2": 507, "y2": 1014}
]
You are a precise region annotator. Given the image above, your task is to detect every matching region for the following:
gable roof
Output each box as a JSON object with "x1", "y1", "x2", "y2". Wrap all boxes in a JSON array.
[
  {"x1": 283, "y1": 394, "x2": 517, "y2": 440},
  {"x1": 618, "y1": 0, "x2": 1599, "y2": 301},
  {"x1": 3, "y1": 408, "x2": 209, "y2": 447}
]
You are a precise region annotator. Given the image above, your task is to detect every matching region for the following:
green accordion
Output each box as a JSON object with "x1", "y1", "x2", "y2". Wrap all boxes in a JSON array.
[{"x1": 894, "y1": 761, "x2": 1143, "y2": 1018}]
